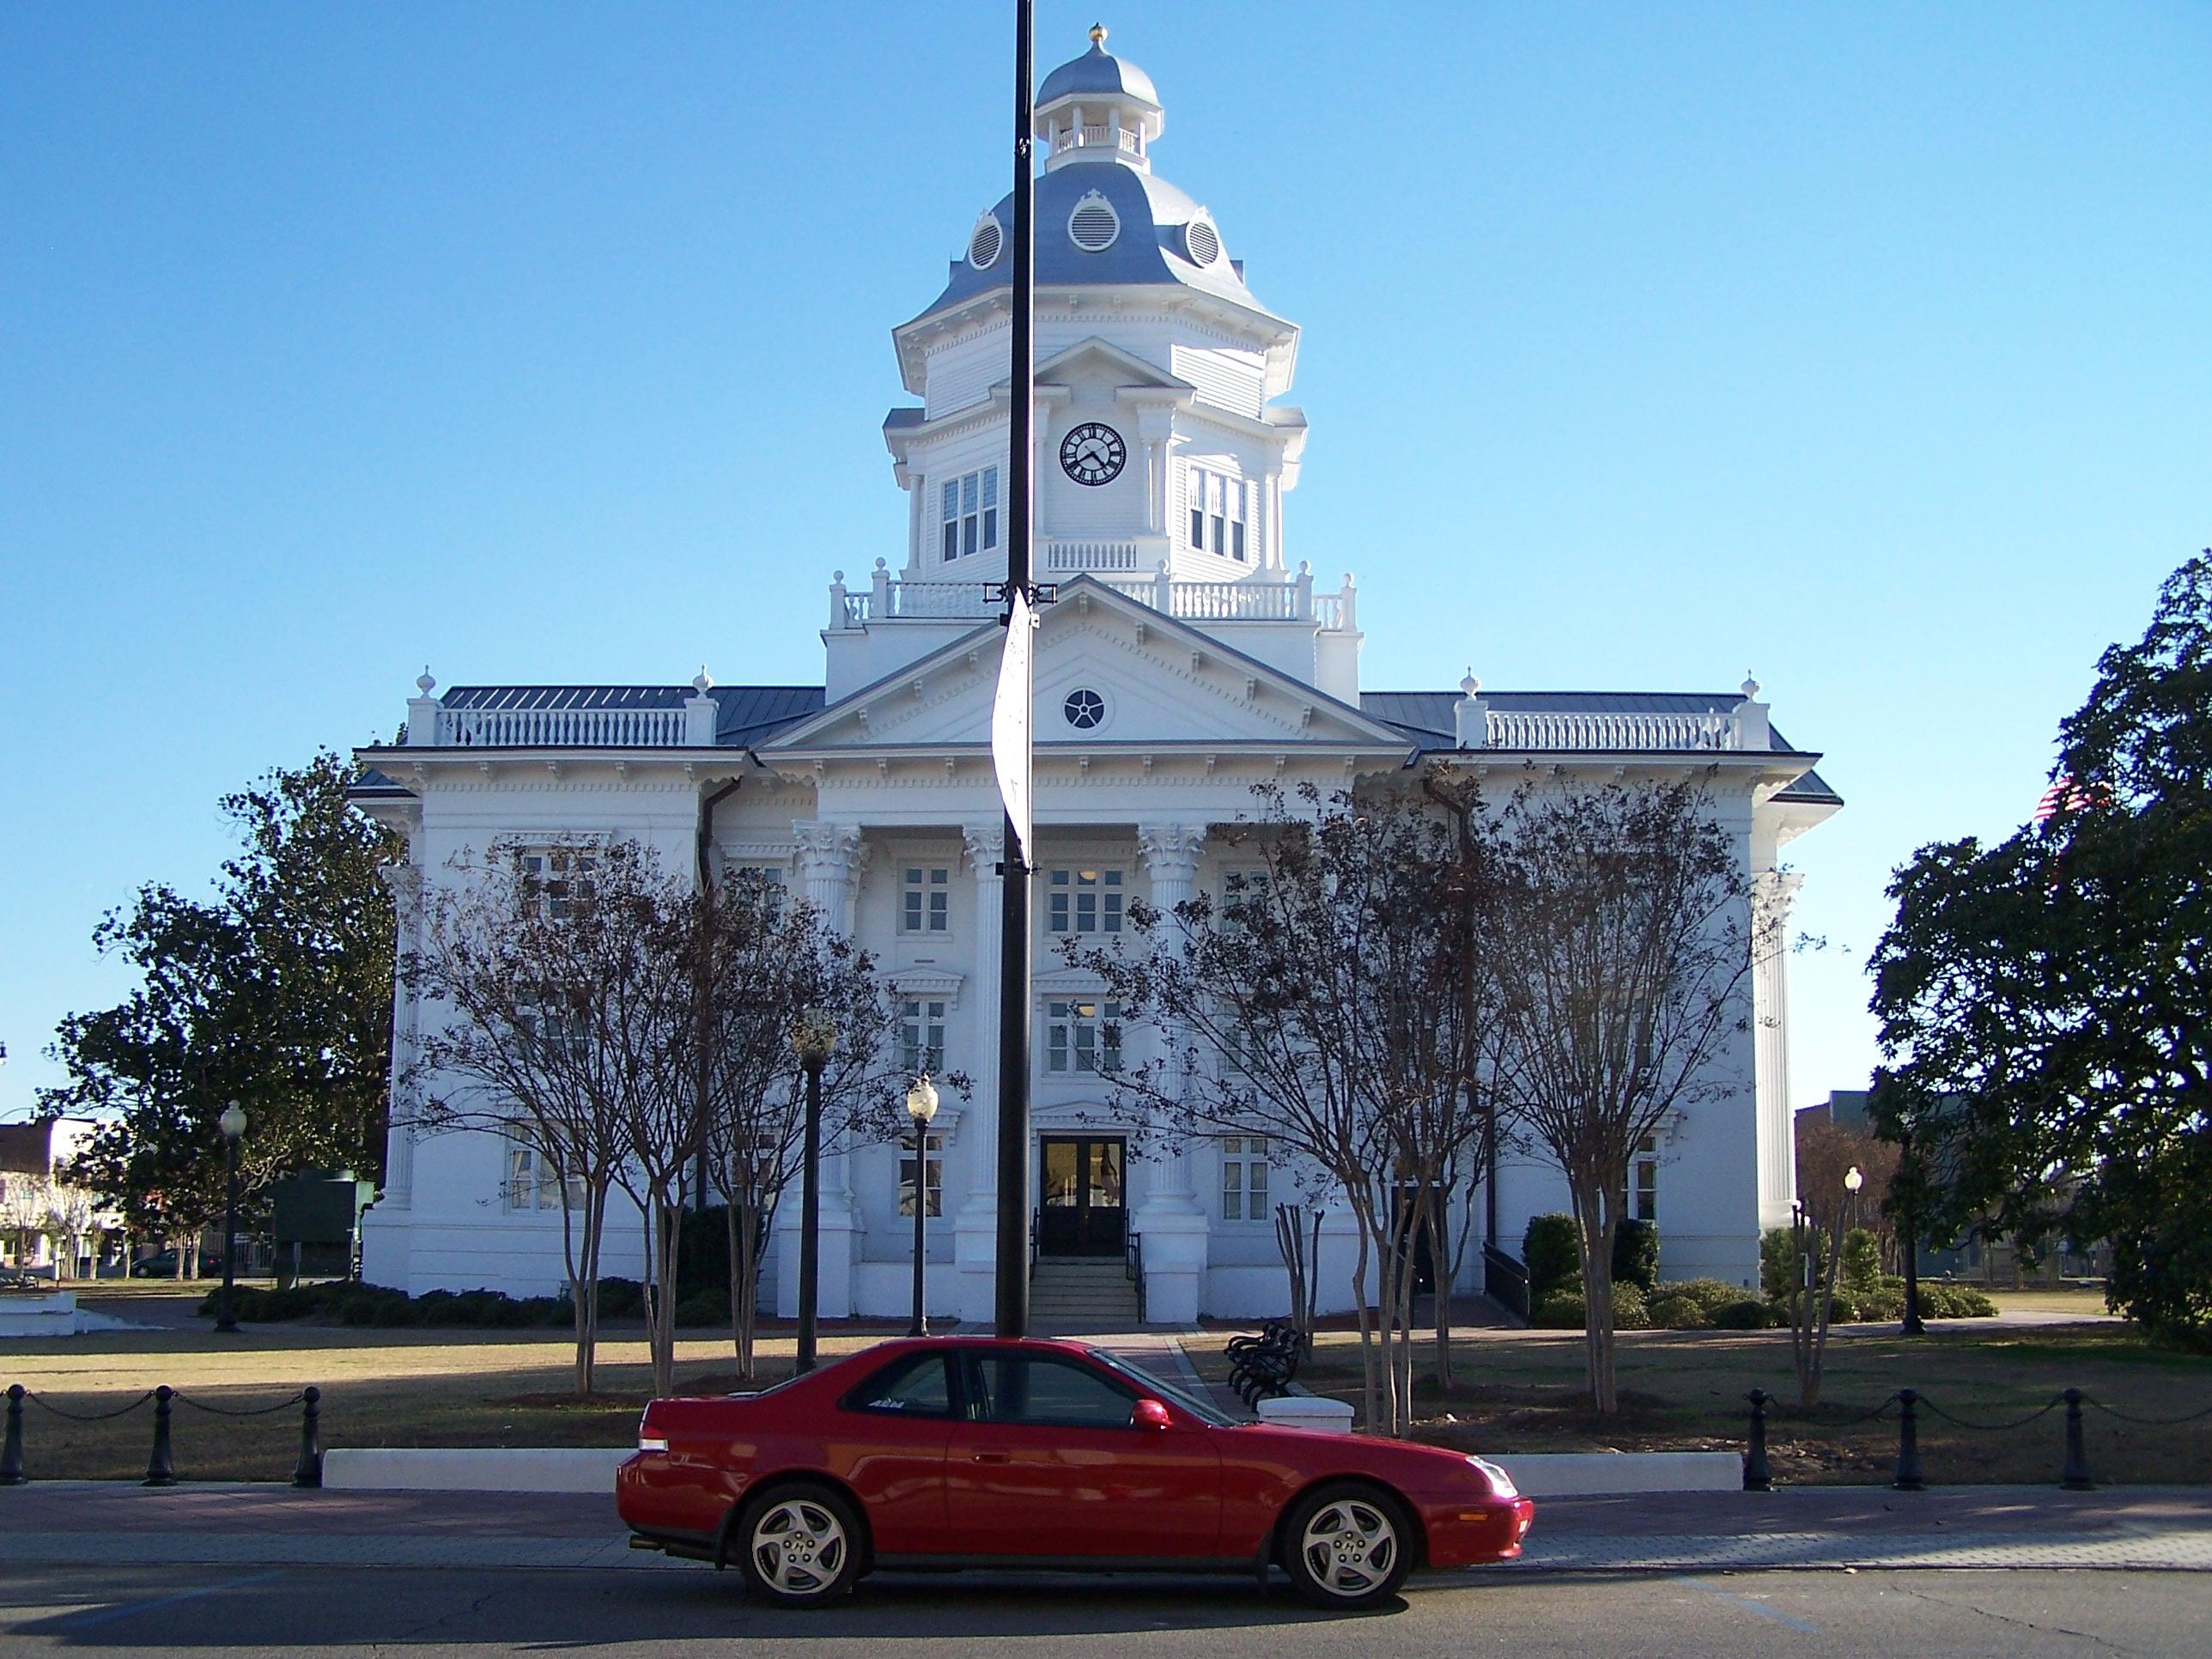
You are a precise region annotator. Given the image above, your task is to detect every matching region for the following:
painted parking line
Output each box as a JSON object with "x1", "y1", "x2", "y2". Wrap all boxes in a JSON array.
[
  {"x1": 1685, "y1": 1577, "x2": 1819, "y2": 1634},
  {"x1": 53, "y1": 1568, "x2": 289, "y2": 1631}
]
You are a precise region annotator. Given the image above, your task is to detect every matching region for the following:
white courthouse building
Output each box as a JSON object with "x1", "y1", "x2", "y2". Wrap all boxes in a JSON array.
[{"x1": 353, "y1": 30, "x2": 1839, "y2": 1326}]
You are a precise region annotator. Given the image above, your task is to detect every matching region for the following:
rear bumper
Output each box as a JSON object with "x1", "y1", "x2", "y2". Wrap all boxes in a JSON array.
[{"x1": 1414, "y1": 1494, "x2": 1536, "y2": 1569}]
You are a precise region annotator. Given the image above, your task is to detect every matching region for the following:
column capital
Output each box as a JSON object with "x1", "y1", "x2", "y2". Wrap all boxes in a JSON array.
[
  {"x1": 962, "y1": 822, "x2": 1005, "y2": 875},
  {"x1": 793, "y1": 820, "x2": 864, "y2": 872},
  {"x1": 378, "y1": 862, "x2": 424, "y2": 915},
  {"x1": 1136, "y1": 823, "x2": 1205, "y2": 884}
]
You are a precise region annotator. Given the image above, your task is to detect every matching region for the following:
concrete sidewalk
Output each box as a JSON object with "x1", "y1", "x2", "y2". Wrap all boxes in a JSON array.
[{"x1": 3, "y1": 1484, "x2": 2207, "y2": 1575}]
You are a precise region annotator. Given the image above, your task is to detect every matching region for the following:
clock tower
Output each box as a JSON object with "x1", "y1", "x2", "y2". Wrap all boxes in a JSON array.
[{"x1": 883, "y1": 26, "x2": 1308, "y2": 599}]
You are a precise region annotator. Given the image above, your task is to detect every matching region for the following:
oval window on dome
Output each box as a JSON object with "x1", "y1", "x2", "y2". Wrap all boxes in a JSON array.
[
  {"x1": 1068, "y1": 192, "x2": 1120, "y2": 253},
  {"x1": 969, "y1": 215, "x2": 1003, "y2": 270},
  {"x1": 1184, "y1": 217, "x2": 1221, "y2": 268}
]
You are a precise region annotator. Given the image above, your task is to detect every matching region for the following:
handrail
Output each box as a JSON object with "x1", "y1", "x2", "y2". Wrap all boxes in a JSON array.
[
  {"x1": 1124, "y1": 1231, "x2": 1146, "y2": 1325},
  {"x1": 1483, "y1": 1243, "x2": 1530, "y2": 1322}
]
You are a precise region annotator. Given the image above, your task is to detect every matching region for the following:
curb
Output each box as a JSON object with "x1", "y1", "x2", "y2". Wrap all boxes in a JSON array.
[{"x1": 322, "y1": 1448, "x2": 631, "y2": 1493}]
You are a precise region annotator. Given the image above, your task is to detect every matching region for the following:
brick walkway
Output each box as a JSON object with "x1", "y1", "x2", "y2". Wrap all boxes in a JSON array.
[{"x1": 2, "y1": 1484, "x2": 2205, "y2": 1574}]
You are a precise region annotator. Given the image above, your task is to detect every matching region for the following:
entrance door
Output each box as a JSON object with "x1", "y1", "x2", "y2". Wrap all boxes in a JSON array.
[{"x1": 1039, "y1": 1137, "x2": 1125, "y2": 1257}]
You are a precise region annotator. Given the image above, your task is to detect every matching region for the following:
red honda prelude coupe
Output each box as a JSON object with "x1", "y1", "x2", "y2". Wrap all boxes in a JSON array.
[{"x1": 617, "y1": 1335, "x2": 1534, "y2": 1609}]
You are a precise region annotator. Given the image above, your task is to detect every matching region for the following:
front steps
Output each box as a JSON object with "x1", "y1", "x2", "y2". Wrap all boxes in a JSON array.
[{"x1": 1029, "y1": 1256, "x2": 1141, "y2": 1329}]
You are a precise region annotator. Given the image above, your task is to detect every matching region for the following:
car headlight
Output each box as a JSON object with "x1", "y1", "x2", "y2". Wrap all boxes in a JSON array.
[{"x1": 1466, "y1": 1455, "x2": 1517, "y2": 1498}]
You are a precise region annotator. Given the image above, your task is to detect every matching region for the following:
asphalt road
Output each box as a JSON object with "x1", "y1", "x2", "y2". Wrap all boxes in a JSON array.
[{"x1": 1, "y1": 1563, "x2": 2206, "y2": 1656}]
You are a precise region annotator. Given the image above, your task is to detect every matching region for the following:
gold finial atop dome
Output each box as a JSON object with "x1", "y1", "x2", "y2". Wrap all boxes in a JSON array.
[{"x1": 1089, "y1": 21, "x2": 1108, "y2": 46}]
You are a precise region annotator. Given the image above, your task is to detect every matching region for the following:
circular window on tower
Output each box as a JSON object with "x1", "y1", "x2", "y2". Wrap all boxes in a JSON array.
[
  {"x1": 969, "y1": 213, "x2": 1004, "y2": 270},
  {"x1": 1183, "y1": 216, "x2": 1221, "y2": 268},
  {"x1": 1063, "y1": 688, "x2": 1108, "y2": 731},
  {"x1": 1067, "y1": 191, "x2": 1121, "y2": 252}
]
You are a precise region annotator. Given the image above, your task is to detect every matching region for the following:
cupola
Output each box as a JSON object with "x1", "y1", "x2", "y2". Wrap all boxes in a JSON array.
[{"x1": 1036, "y1": 24, "x2": 1164, "y2": 173}]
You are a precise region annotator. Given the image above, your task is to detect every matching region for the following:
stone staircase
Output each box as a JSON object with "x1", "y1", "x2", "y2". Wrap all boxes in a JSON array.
[{"x1": 1029, "y1": 1256, "x2": 1141, "y2": 1330}]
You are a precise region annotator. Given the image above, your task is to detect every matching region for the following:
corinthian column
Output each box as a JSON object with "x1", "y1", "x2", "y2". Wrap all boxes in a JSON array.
[
  {"x1": 1753, "y1": 867, "x2": 1805, "y2": 1231},
  {"x1": 378, "y1": 862, "x2": 425, "y2": 1208},
  {"x1": 953, "y1": 823, "x2": 1005, "y2": 1324},
  {"x1": 793, "y1": 820, "x2": 866, "y2": 935},
  {"x1": 1131, "y1": 824, "x2": 1209, "y2": 1322}
]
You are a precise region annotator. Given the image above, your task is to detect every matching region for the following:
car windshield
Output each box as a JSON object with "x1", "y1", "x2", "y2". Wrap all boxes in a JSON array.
[{"x1": 1083, "y1": 1348, "x2": 1236, "y2": 1427}]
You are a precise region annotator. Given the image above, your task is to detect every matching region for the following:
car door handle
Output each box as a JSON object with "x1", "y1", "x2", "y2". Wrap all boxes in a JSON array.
[{"x1": 972, "y1": 1451, "x2": 1012, "y2": 1465}]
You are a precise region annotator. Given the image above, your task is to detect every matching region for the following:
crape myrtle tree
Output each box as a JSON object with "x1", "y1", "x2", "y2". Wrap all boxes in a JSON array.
[
  {"x1": 1870, "y1": 554, "x2": 2212, "y2": 1337},
  {"x1": 1073, "y1": 784, "x2": 1499, "y2": 1437},
  {"x1": 696, "y1": 870, "x2": 910, "y2": 1382},
  {"x1": 1479, "y1": 775, "x2": 1766, "y2": 1415},
  {"x1": 45, "y1": 751, "x2": 401, "y2": 1257}
]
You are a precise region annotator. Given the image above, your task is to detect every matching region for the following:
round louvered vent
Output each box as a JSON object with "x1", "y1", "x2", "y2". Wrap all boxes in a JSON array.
[
  {"x1": 969, "y1": 216, "x2": 1003, "y2": 270},
  {"x1": 1185, "y1": 217, "x2": 1221, "y2": 267},
  {"x1": 1068, "y1": 192, "x2": 1120, "y2": 252}
]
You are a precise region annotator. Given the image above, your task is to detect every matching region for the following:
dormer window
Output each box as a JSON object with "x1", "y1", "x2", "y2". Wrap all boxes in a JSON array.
[
  {"x1": 1186, "y1": 467, "x2": 1249, "y2": 562},
  {"x1": 940, "y1": 466, "x2": 1000, "y2": 562}
]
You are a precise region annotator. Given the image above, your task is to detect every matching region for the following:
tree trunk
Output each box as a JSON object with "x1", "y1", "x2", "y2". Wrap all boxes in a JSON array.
[
  {"x1": 1573, "y1": 1190, "x2": 1620, "y2": 1415},
  {"x1": 1349, "y1": 1213, "x2": 1378, "y2": 1435},
  {"x1": 646, "y1": 1195, "x2": 680, "y2": 1400},
  {"x1": 1430, "y1": 1187, "x2": 1454, "y2": 1391}
]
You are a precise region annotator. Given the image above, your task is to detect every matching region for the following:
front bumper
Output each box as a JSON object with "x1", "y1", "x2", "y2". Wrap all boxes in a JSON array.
[{"x1": 1414, "y1": 1494, "x2": 1536, "y2": 1569}]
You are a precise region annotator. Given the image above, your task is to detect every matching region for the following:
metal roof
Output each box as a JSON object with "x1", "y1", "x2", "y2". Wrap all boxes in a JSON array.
[
  {"x1": 439, "y1": 684, "x2": 825, "y2": 747},
  {"x1": 1038, "y1": 40, "x2": 1159, "y2": 108}
]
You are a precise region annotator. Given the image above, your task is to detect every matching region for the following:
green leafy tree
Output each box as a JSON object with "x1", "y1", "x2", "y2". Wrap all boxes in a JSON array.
[
  {"x1": 42, "y1": 752, "x2": 402, "y2": 1252},
  {"x1": 1870, "y1": 553, "x2": 2212, "y2": 1335}
]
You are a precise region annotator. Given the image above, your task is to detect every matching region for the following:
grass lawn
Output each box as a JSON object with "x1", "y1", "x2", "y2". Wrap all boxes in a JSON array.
[
  {"x1": 1984, "y1": 1285, "x2": 2121, "y2": 1317},
  {"x1": 1191, "y1": 1318, "x2": 2212, "y2": 1487},
  {"x1": 2, "y1": 1289, "x2": 916, "y2": 1482}
]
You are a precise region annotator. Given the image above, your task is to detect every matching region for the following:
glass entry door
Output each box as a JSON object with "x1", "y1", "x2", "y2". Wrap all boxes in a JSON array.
[{"x1": 1039, "y1": 1137, "x2": 1126, "y2": 1257}]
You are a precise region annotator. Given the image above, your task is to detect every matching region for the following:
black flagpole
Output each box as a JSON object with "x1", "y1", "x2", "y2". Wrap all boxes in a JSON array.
[{"x1": 994, "y1": 0, "x2": 1036, "y2": 1340}]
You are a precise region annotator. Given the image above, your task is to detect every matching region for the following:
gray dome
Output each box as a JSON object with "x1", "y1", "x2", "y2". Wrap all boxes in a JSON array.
[{"x1": 1038, "y1": 35, "x2": 1158, "y2": 108}]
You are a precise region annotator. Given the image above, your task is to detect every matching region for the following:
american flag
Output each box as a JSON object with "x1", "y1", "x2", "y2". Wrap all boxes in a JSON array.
[{"x1": 2033, "y1": 776, "x2": 2102, "y2": 820}]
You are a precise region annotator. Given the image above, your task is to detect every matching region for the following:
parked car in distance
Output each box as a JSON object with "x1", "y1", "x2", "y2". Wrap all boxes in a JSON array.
[
  {"x1": 130, "y1": 1250, "x2": 222, "y2": 1279},
  {"x1": 618, "y1": 1335, "x2": 1534, "y2": 1609}
]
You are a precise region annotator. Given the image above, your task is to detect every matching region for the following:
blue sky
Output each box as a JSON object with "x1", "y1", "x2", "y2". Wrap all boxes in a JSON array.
[{"x1": 3, "y1": 2, "x2": 2206, "y2": 1118}]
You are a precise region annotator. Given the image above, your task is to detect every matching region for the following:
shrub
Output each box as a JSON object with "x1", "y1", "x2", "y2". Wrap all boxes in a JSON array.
[
  {"x1": 595, "y1": 1277, "x2": 647, "y2": 1320},
  {"x1": 673, "y1": 1291, "x2": 725, "y2": 1329},
  {"x1": 1712, "y1": 1297, "x2": 1774, "y2": 1330},
  {"x1": 1646, "y1": 1291, "x2": 1712, "y2": 1330},
  {"x1": 1918, "y1": 1283, "x2": 1997, "y2": 1318},
  {"x1": 1654, "y1": 1277, "x2": 1745, "y2": 1314},
  {"x1": 1531, "y1": 1282, "x2": 1650, "y2": 1331},
  {"x1": 1523, "y1": 1214, "x2": 1581, "y2": 1304},
  {"x1": 1760, "y1": 1228, "x2": 1798, "y2": 1302},
  {"x1": 1840, "y1": 1228, "x2": 1884, "y2": 1292},
  {"x1": 1612, "y1": 1219, "x2": 1660, "y2": 1292}
]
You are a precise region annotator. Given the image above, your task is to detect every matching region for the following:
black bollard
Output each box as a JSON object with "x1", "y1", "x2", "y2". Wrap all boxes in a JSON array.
[
  {"x1": 1743, "y1": 1389, "x2": 1772, "y2": 1492},
  {"x1": 291, "y1": 1387, "x2": 322, "y2": 1489},
  {"x1": 2061, "y1": 1388, "x2": 2094, "y2": 1492},
  {"x1": 143, "y1": 1385, "x2": 176, "y2": 1488},
  {"x1": 1, "y1": 1383, "x2": 24, "y2": 1486},
  {"x1": 1893, "y1": 1388, "x2": 1925, "y2": 1492}
]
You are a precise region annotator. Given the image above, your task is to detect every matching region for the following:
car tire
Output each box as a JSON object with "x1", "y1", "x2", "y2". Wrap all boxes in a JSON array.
[
  {"x1": 1279, "y1": 1481, "x2": 1413, "y2": 1610},
  {"x1": 732, "y1": 1482, "x2": 864, "y2": 1607}
]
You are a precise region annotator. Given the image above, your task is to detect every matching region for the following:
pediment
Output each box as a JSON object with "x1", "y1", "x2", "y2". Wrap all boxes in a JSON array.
[
  {"x1": 994, "y1": 336, "x2": 1194, "y2": 398},
  {"x1": 765, "y1": 578, "x2": 1411, "y2": 757}
]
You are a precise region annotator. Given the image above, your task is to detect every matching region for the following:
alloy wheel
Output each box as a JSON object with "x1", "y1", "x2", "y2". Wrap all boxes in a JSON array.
[
  {"x1": 1297, "y1": 1497, "x2": 1399, "y2": 1599},
  {"x1": 750, "y1": 1498, "x2": 849, "y2": 1597}
]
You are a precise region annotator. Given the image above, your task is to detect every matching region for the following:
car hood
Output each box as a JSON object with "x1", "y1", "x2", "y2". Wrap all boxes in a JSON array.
[{"x1": 1225, "y1": 1421, "x2": 1508, "y2": 1494}]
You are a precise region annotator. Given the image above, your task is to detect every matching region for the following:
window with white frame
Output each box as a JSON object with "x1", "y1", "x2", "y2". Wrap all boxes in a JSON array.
[
  {"x1": 1220, "y1": 866, "x2": 1270, "y2": 931},
  {"x1": 732, "y1": 864, "x2": 787, "y2": 921},
  {"x1": 901, "y1": 866, "x2": 951, "y2": 933},
  {"x1": 899, "y1": 997, "x2": 946, "y2": 1077},
  {"x1": 518, "y1": 848, "x2": 599, "y2": 919},
  {"x1": 504, "y1": 1141, "x2": 585, "y2": 1212},
  {"x1": 1045, "y1": 998, "x2": 1122, "y2": 1074},
  {"x1": 1045, "y1": 866, "x2": 1124, "y2": 934},
  {"x1": 514, "y1": 994, "x2": 590, "y2": 1065},
  {"x1": 898, "y1": 1133, "x2": 945, "y2": 1218},
  {"x1": 1220, "y1": 1134, "x2": 1271, "y2": 1221},
  {"x1": 1186, "y1": 466, "x2": 1249, "y2": 562},
  {"x1": 1622, "y1": 1133, "x2": 1659, "y2": 1223},
  {"x1": 939, "y1": 465, "x2": 1000, "y2": 562}
]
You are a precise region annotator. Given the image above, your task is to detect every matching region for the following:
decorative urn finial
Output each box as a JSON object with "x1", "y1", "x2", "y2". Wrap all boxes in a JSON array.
[
  {"x1": 416, "y1": 666, "x2": 436, "y2": 695},
  {"x1": 1460, "y1": 668, "x2": 1482, "y2": 699},
  {"x1": 1090, "y1": 21, "x2": 1108, "y2": 47},
  {"x1": 1741, "y1": 672, "x2": 1762, "y2": 701},
  {"x1": 693, "y1": 665, "x2": 714, "y2": 696}
]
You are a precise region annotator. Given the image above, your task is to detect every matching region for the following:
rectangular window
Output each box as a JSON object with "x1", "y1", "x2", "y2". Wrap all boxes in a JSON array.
[
  {"x1": 1045, "y1": 866, "x2": 1123, "y2": 934},
  {"x1": 504, "y1": 1142, "x2": 584, "y2": 1212},
  {"x1": 1221, "y1": 1135, "x2": 1271, "y2": 1221},
  {"x1": 518, "y1": 848, "x2": 599, "y2": 919},
  {"x1": 734, "y1": 865, "x2": 787, "y2": 921},
  {"x1": 1045, "y1": 999, "x2": 1122, "y2": 1074},
  {"x1": 939, "y1": 466, "x2": 1000, "y2": 562},
  {"x1": 898, "y1": 1133, "x2": 944, "y2": 1218},
  {"x1": 1186, "y1": 466, "x2": 1247, "y2": 559},
  {"x1": 900, "y1": 997, "x2": 946, "y2": 1077},
  {"x1": 1623, "y1": 1133, "x2": 1659, "y2": 1224},
  {"x1": 901, "y1": 866, "x2": 951, "y2": 933}
]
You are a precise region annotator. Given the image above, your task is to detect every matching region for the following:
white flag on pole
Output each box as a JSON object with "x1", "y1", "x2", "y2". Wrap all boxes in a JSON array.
[{"x1": 990, "y1": 589, "x2": 1036, "y2": 866}]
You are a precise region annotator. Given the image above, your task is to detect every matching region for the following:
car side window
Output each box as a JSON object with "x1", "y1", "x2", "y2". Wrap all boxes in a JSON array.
[
  {"x1": 843, "y1": 1352, "x2": 954, "y2": 1418},
  {"x1": 965, "y1": 1354, "x2": 1139, "y2": 1428}
]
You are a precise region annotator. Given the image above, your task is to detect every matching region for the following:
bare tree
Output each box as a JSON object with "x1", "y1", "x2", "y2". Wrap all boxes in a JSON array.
[
  {"x1": 410, "y1": 840, "x2": 655, "y2": 1396},
  {"x1": 1479, "y1": 775, "x2": 1766, "y2": 1415},
  {"x1": 1075, "y1": 785, "x2": 1498, "y2": 1436}
]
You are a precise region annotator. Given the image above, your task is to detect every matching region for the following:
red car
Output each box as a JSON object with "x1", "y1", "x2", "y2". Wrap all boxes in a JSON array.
[{"x1": 617, "y1": 1335, "x2": 1534, "y2": 1609}]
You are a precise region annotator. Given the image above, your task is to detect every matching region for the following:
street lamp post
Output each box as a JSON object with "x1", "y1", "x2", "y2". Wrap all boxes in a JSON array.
[
  {"x1": 789, "y1": 1009, "x2": 836, "y2": 1375},
  {"x1": 214, "y1": 1102, "x2": 247, "y2": 1334},
  {"x1": 905, "y1": 1075, "x2": 939, "y2": 1338}
]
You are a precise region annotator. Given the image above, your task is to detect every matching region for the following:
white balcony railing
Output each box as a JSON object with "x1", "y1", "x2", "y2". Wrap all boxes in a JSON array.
[
  {"x1": 434, "y1": 705, "x2": 690, "y2": 747},
  {"x1": 1051, "y1": 123, "x2": 1144, "y2": 158},
  {"x1": 831, "y1": 560, "x2": 1358, "y2": 633},
  {"x1": 1482, "y1": 710, "x2": 1743, "y2": 752},
  {"x1": 1045, "y1": 538, "x2": 1140, "y2": 571}
]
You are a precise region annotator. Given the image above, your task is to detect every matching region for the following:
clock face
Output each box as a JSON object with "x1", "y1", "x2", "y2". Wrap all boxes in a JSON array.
[{"x1": 1059, "y1": 422, "x2": 1127, "y2": 486}]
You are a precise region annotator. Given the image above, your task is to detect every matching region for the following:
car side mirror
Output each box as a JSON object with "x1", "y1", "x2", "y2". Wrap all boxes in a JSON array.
[{"x1": 1132, "y1": 1398, "x2": 1173, "y2": 1432}]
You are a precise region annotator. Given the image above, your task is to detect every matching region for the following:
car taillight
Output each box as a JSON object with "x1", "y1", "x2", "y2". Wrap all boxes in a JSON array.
[{"x1": 638, "y1": 1405, "x2": 669, "y2": 1453}]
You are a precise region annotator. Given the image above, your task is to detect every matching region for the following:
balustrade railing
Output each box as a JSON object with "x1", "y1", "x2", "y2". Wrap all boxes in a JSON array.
[
  {"x1": 436, "y1": 705, "x2": 689, "y2": 747},
  {"x1": 1484, "y1": 710, "x2": 1740, "y2": 752},
  {"x1": 1044, "y1": 539, "x2": 1140, "y2": 572}
]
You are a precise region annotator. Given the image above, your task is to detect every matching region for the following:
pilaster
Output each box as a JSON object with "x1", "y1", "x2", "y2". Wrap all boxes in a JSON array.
[
  {"x1": 954, "y1": 823, "x2": 1006, "y2": 1323},
  {"x1": 1133, "y1": 823, "x2": 1208, "y2": 1322},
  {"x1": 1753, "y1": 867, "x2": 1804, "y2": 1231}
]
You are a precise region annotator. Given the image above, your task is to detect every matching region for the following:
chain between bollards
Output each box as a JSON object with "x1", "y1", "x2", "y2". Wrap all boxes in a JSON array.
[
  {"x1": 0, "y1": 1384, "x2": 24, "y2": 1486},
  {"x1": 1893, "y1": 1387, "x2": 1925, "y2": 1491},
  {"x1": 291, "y1": 1386, "x2": 322, "y2": 1488},
  {"x1": 1742, "y1": 1389, "x2": 1772, "y2": 1492},
  {"x1": 142, "y1": 1385, "x2": 177, "y2": 1487}
]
